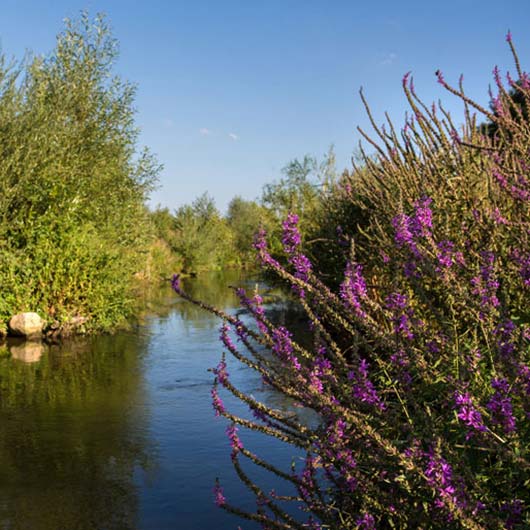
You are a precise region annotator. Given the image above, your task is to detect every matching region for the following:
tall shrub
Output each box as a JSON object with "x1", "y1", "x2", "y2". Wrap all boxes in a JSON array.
[
  {"x1": 174, "y1": 37, "x2": 530, "y2": 529},
  {"x1": 0, "y1": 13, "x2": 159, "y2": 329}
]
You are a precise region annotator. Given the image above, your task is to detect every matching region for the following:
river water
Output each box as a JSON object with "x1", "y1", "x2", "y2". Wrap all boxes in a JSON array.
[{"x1": 0, "y1": 271, "x2": 309, "y2": 530}]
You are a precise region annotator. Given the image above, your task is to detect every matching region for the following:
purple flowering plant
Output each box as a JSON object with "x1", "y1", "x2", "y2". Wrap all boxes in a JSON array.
[{"x1": 173, "y1": 38, "x2": 530, "y2": 529}]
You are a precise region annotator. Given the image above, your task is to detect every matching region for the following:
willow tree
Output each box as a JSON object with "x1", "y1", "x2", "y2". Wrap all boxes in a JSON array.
[{"x1": 0, "y1": 13, "x2": 160, "y2": 329}]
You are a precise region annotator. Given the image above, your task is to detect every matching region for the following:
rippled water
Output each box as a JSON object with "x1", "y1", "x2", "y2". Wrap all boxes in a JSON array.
[{"x1": 0, "y1": 271, "x2": 309, "y2": 530}]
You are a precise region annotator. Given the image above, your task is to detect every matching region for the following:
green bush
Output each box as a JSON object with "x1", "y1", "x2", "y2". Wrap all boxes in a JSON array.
[
  {"x1": 174, "y1": 36, "x2": 530, "y2": 529},
  {"x1": 0, "y1": 13, "x2": 159, "y2": 330}
]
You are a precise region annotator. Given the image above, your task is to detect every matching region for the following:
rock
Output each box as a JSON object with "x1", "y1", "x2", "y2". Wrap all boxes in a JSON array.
[
  {"x1": 10, "y1": 341, "x2": 45, "y2": 363},
  {"x1": 8, "y1": 312, "x2": 45, "y2": 338}
]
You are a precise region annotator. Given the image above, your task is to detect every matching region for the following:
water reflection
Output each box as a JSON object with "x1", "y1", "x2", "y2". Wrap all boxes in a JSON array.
[
  {"x1": 0, "y1": 334, "x2": 152, "y2": 530},
  {"x1": 9, "y1": 339, "x2": 46, "y2": 363}
]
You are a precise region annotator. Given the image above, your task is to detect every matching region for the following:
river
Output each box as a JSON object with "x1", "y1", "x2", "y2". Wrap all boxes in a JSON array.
[{"x1": 0, "y1": 271, "x2": 310, "y2": 530}]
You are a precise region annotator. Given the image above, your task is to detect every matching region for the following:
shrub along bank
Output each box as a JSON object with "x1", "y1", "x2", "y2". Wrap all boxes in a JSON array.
[
  {"x1": 0, "y1": 14, "x2": 160, "y2": 334},
  {"x1": 173, "y1": 37, "x2": 530, "y2": 529}
]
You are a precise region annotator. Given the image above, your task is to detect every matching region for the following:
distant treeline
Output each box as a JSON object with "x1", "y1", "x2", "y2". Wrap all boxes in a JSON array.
[{"x1": 149, "y1": 149, "x2": 339, "y2": 275}]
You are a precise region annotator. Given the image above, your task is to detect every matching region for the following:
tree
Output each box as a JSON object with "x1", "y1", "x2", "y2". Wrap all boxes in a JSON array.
[
  {"x1": 0, "y1": 13, "x2": 160, "y2": 329},
  {"x1": 226, "y1": 197, "x2": 274, "y2": 266},
  {"x1": 261, "y1": 154, "x2": 319, "y2": 221},
  {"x1": 173, "y1": 193, "x2": 234, "y2": 272}
]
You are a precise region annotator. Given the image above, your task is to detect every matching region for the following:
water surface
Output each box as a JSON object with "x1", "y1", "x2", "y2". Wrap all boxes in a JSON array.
[{"x1": 0, "y1": 271, "x2": 307, "y2": 530}]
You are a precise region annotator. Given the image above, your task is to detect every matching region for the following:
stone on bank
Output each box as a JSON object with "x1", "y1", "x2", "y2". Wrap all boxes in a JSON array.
[{"x1": 8, "y1": 312, "x2": 45, "y2": 338}]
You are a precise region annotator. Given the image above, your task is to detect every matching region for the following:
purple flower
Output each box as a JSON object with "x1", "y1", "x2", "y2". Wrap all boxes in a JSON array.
[
  {"x1": 252, "y1": 407, "x2": 268, "y2": 423},
  {"x1": 403, "y1": 260, "x2": 420, "y2": 278},
  {"x1": 214, "y1": 358, "x2": 229, "y2": 386},
  {"x1": 426, "y1": 339, "x2": 441, "y2": 354},
  {"x1": 253, "y1": 227, "x2": 268, "y2": 251},
  {"x1": 436, "y1": 240, "x2": 465, "y2": 270},
  {"x1": 491, "y1": 207, "x2": 508, "y2": 225},
  {"x1": 236, "y1": 289, "x2": 268, "y2": 334},
  {"x1": 510, "y1": 183, "x2": 530, "y2": 201},
  {"x1": 521, "y1": 72, "x2": 530, "y2": 90},
  {"x1": 380, "y1": 250, "x2": 390, "y2": 263},
  {"x1": 386, "y1": 292, "x2": 407, "y2": 310},
  {"x1": 213, "y1": 482, "x2": 226, "y2": 507},
  {"x1": 290, "y1": 253, "x2": 313, "y2": 298},
  {"x1": 412, "y1": 196, "x2": 433, "y2": 236},
  {"x1": 308, "y1": 368, "x2": 324, "y2": 394},
  {"x1": 253, "y1": 228, "x2": 281, "y2": 268},
  {"x1": 492, "y1": 168, "x2": 508, "y2": 188},
  {"x1": 355, "y1": 513, "x2": 376, "y2": 529},
  {"x1": 349, "y1": 359, "x2": 385, "y2": 410},
  {"x1": 291, "y1": 253, "x2": 312, "y2": 279},
  {"x1": 219, "y1": 324, "x2": 236, "y2": 352},
  {"x1": 319, "y1": 418, "x2": 359, "y2": 495},
  {"x1": 282, "y1": 212, "x2": 302, "y2": 255},
  {"x1": 226, "y1": 424, "x2": 243, "y2": 454},
  {"x1": 386, "y1": 293, "x2": 415, "y2": 340},
  {"x1": 234, "y1": 319, "x2": 247, "y2": 341},
  {"x1": 450, "y1": 129, "x2": 461, "y2": 144},
  {"x1": 340, "y1": 261, "x2": 367, "y2": 318},
  {"x1": 471, "y1": 251, "x2": 500, "y2": 316},
  {"x1": 454, "y1": 391, "x2": 487, "y2": 438},
  {"x1": 390, "y1": 349, "x2": 412, "y2": 386},
  {"x1": 493, "y1": 65, "x2": 502, "y2": 86},
  {"x1": 279, "y1": 213, "x2": 314, "y2": 297},
  {"x1": 487, "y1": 378, "x2": 516, "y2": 434},
  {"x1": 424, "y1": 449, "x2": 467, "y2": 512},
  {"x1": 211, "y1": 387, "x2": 225, "y2": 416},
  {"x1": 171, "y1": 274, "x2": 181, "y2": 293},
  {"x1": 251, "y1": 294, "x2": 268, "y2": 334},
  {"x1": 501, "y1": 499, "x2": 524, "y2": 529},
  {"x1": 271, "y1": 326, "x2": 301, "y2": 370},
  {"x1": 390, "y1": 349, "x2": 408, "y2": 367},
  {"x1": 299, "y1": 455, "x2": 316, "y2": 499},
  {"x1": 314, "y1": 350, "x2": 332, "y2": 374},
  {"x1": 392, "y1": 213, "x2": 418, "y2": 254},
  {"x1": 326, "y1": 417, "x2": 346, "y2": 445},
  {"x1": 495, "y1": 320, "x2": 516, "y2": 359},
  {"x1": 309, "y1": 351, "x2": 333, "y2": 394}
]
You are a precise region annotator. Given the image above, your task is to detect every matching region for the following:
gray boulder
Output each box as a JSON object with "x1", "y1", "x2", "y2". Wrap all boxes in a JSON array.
[{"x1": 8, "y1": 312, "x2": 45, "y2": 338}]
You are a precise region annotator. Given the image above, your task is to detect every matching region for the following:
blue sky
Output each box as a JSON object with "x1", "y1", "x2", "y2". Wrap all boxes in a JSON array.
[{"x1": 1, "y1": 1, "x2": 530, "y2": 212}]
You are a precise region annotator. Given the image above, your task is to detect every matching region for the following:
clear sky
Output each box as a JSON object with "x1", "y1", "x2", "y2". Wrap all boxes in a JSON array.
[{"x1": 1, "y1": 1, "x2": 530, "y2": 212}]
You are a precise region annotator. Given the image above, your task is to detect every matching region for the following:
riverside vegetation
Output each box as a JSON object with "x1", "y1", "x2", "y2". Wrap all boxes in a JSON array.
[
  {"x1": 4, "y1": 13, "x2": 530, "y2": 528},
  {"x1": 0, "y1": 13, "x2": 332, "y2": 335},
  {"x1": 0, "y1": 14, "x2": 159, "y2": 334},
  {"x1": 173, "y1": 35, "x2": 530, "y2": 529}
]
